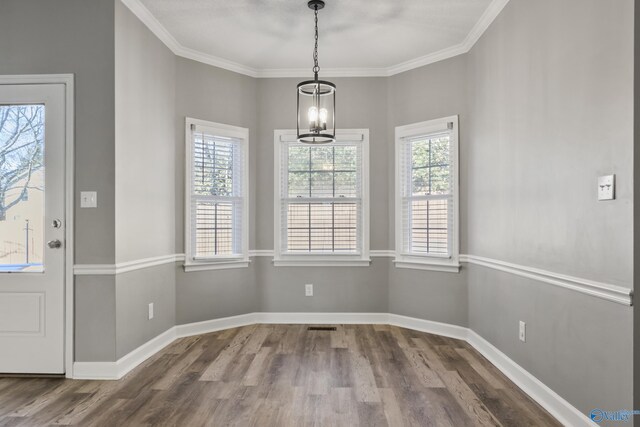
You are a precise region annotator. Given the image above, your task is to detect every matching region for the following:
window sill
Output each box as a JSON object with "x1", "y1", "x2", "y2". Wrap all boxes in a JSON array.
[
  {"x1": 183, "y1": 259, "x2": 250, "y2": 272},
  {"x1": 393, "y1": 256, "x2": 460, "y2": 273},
  {"x1": 272, "y1": 256, "x2": 371, "y2": 267}
]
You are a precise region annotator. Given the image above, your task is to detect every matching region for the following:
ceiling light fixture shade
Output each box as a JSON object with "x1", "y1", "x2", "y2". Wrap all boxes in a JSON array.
[{"x1": 297, "y1": 0, "x2": 336, "y2": 144}]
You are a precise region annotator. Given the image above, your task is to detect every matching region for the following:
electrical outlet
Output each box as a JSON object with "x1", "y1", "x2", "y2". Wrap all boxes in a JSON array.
[
  {"x1": 519, "y1": 321, "x2": 526, "y2": 342},
  {"x1": 148, "y1": 303, "x2": 154, "y2": 320},
  {"x1": 305, "y1": 284, "x2": 313, "y2": 297}
]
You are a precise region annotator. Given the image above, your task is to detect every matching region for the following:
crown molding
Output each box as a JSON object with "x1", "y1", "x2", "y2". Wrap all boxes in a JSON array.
[
  {"x1": 119, "y1": 0, "x2": 260, "y2": 77},
  {"x1": 119, "y1": 0, "x2": 181, "y2": 54},
  {"x1": 120, "y1": 0, "x2": 510, "y2": 78},
  {"x1": 462, "y1": 0, "x2": 510, "y2": 50},
  {"x1": 175, "y1": 45, "x2": 260, "y2": 78},
  {"x1": 386, "y1": 0, "x2": 509, "y2": 75},
  {"x1": 385, "y1": 43, "x2": 470, "y2": 76}
]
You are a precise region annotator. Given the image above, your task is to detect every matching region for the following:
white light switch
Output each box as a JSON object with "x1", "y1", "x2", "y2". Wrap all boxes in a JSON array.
[
  {"x1": 80, "y1": 191, "x2": 97, "y2": 208},
  {"x1": 305, "y1": 284, "x2": 313, "y2": 297},
  {"x1": 597, "y1": 175, "x2": 615, "y2": 201}
]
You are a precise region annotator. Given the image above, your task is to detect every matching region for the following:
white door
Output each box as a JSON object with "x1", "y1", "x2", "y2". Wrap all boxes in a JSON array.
[{"x1": 0, "y1": 83, "x2": 66, "y2": 374}]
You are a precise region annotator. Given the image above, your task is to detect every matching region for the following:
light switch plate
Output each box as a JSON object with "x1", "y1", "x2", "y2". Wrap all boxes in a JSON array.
[
  {"x1": 305, "y1": 284, "x2": 313, "y2": 297},
  {"x1": 597, "y1": 175, "x2": 615, "y2": 201},
  {"x1": 80, "y1": 191, "x2": 97, "y2": 208},
  {"x1": 519, "y1": 321, "x2": 526, "y2": 342}
]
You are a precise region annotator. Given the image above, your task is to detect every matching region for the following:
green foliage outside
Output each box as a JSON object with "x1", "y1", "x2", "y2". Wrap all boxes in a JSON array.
[
  {"x1": 287, "y1": 145, "x2": 358, "y2": 198},
  {"x1": 411, "y1": 136, "x2": 450, "y2": 196}
]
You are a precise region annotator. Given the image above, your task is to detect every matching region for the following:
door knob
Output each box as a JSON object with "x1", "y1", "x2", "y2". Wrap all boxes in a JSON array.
[{"x1": 47, "y1": 239, "x2": 62, "y2": 249}]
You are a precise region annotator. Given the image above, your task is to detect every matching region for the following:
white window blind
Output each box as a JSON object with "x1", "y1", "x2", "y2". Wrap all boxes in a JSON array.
[
  {"x1": 395, "y1": 116, "x2": 459, "y2": 272},
  {"x1": 399, "y1": 131, "x2": 453, "y2": 256},
  {"x1": 280, "y1": 141, "x2": 363, "y2": 255},
  {"x1": 188, "y1": 121, "x2": 247, "y2": 263}
]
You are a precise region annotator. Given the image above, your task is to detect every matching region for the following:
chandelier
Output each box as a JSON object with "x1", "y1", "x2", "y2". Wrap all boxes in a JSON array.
[{"x1": 297, "y1": 0, "x2": 336, "y2": 144}]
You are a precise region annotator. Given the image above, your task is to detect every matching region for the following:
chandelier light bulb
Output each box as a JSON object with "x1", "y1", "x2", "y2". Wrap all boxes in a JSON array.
[
  {"x1": 319, "y1": 108, "x2": 328, "y2": 130},
  {"x1": 308, "y1": 106, "x2": 318, "y2": 123},
  {"x1": 319, "y1": 108, "x2": 328, "y2": 124}
]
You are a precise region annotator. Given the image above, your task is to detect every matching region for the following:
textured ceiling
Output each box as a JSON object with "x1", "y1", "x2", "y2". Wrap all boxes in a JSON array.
[{"x1": 135, "y1": 0, "x2": 499, "y2": 75}]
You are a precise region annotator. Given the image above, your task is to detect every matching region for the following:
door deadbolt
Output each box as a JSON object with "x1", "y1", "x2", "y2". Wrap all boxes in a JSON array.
[{"x1": 52, "y1": 219, "x2": 62, "y2": 229}]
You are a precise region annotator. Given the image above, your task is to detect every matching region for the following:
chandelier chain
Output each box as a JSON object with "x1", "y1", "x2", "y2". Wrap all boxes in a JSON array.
[{"x1": 313, "y1": 6, "x2": 320, "y2": 75}]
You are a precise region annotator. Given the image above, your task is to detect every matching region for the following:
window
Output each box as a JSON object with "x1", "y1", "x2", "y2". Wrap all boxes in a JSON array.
[
  {"x1": 274, "y1": 129, "x2": 369, "y2": 266},
  {"x1": 395, "y1": 116, "x2": 459, "y2": 272},
  {"x1": 185, "y1": 118, "x2": 248, "y2": 271}
]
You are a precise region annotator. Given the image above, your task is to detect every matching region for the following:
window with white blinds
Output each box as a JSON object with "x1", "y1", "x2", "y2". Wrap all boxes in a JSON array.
[
  {"x1": 185, "y1": 118, "x2": 248, "y2": 271},
  {"x1": 274, "y1": 130, "x2": 370, "y2": 266},
  {"x1": 395, "y1": 117, "x2": 459, "y2": 272}
]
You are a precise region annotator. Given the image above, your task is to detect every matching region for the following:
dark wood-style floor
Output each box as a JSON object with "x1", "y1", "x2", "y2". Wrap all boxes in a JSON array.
[{"x1": 0, "y1": 324, "x2": 560, "y2": 426}]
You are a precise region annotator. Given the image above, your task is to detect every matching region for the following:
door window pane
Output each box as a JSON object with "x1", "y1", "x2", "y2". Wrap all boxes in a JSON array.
[{"x1": 0, "y1": 105, "x2": 45, "y2": 272}]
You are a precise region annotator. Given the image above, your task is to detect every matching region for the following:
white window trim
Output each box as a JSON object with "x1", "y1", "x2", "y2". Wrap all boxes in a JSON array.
[
  {"x1": 273, "y1": 129, "x2": 370, "y2": 267},
  {"x1": 184, "y1": 117, "x2": 249, "y2": 272},
  {"x1": 394, "y1": 116, "x2": 460, "y2": 273}
]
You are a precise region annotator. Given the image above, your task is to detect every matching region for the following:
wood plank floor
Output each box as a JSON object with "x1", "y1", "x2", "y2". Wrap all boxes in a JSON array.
[{"x1": 0, "y1": 325, "x2": 561, "y2": 426}]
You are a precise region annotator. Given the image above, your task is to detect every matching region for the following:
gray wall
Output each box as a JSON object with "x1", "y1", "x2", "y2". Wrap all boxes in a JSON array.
[
  {"x1": 176, "y1": 264, "x2": 258, "y2": 325},
  {"x1": 112, "y1": 1, "x2": 178, "y2": 358},
  {"x1": 388, "y1": 267, "x2": 468, "y2": 326},
  {"x1": 116, "y1": 264, "x2": 176, "y2": 358},
  {"x1": 466, "y1": 0, "x2": 633, "y2": 285},
  {"x1": 75, "y1": 276, "x2": 116, "y2": 362},
  {"x1": 0, "y1": 0, "x2": 117, "y2": 361},
  {"x1": 465, "y1": 0, "x2": 634, "y2": 418},
  {"x1": 115, "y1": 0, "x2": 176, "y2": 263},
  {"x1": 252, "y1": 77, "x2": 395, "y2": 317},
  {"x1": 256, "y1": 77, "x2": 389, "y2": 250},
  {"x1": 0, "y1": 0, "x2": 116, "y2": 264},
  {"x1": 174, "y1": 57, "x2": 258, "y2": 252},
  {"x1": 92, "y1": 2, "x2": 640, "y2": 423},
  {"x1": 387, "y1": 54, "x2": 469, "y2": 252},
  {"x1": 256, "y1": 258, "x2": 389, "y2": 314},
  {"x1": 468, "y1": 264, "x2": 633, "y2": 416},
  {"x1": 386, "y1": 54, "x2": 470, "y2": 327},
  {"x1": 173, "y1": 71, "x2": 407, "y2": 321},
  {"x1": 173, "y1": 70, "x2": 463, "y2": 322},
  {"x1": 6, "y1": 5, "x2": 634, "y2": 421},
  {"x1": 173, "y1": 57, "x2": 259, "y2": 325}
]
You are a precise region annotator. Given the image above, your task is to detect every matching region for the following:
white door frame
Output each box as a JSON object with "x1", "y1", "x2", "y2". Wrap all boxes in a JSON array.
[{"x1": 0, "y1": 74, "x2": 75, "y2": 377}]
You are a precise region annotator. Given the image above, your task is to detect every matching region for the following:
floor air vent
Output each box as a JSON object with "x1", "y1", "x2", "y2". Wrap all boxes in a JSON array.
[{"x1": 307, "y1": 326, "x2": 337, "y2": 331}]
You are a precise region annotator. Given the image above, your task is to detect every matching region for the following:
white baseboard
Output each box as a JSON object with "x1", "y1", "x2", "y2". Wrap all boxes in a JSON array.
[
  {"x1": 467, "y1": 331, "x2": 596, "y2": 427},
  {"x1": 73, "y1": 327, "x2": 176, "y2": 380},
  {"x1": 257, "y1": 312, "x2": 389, "y2": 325},
  {"x1": 388, "y1": 313, "x2": 468, "y2": 340},
  {"x1": 175, "y1": 313, "x2": 258, "y2": 338},
  {"x1": 72, "y1": 312, "x2": 594, "y2": 426},
  {"x1": 72, "y1": 361, "x2": 119, "y2": 380}
]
